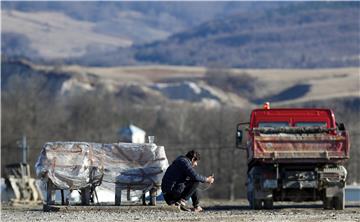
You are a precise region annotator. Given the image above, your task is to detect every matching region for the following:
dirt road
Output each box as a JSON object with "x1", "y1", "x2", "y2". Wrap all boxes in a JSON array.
[{"x1": 1, "y1": 200, "x2": 359, "y2": 222}]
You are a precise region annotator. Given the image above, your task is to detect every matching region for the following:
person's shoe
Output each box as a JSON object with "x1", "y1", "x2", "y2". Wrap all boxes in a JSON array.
[
  {"x1": 170, "y1": 203, "x2": 181, "y2": 211},
  {"x1": 179, "y1": 204, "x2": 191, "y2": 212},
  {"x1": 175, "y1": 199, "x2": 191, "y2": 212},
  {"x1": 192, "y1": 206, "x2": 204, "y2": 212},
  {"x1": 176, "y1": 199, "x2": 187, "y2": 206}
]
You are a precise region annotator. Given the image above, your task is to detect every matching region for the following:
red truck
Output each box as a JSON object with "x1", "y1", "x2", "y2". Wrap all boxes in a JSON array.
[{"x1": 236, "y1": 103, "x2": 350, "y2": 210}]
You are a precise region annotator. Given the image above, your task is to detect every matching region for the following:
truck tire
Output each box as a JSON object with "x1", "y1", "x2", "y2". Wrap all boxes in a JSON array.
[
  {"x1": 248, "y1": 186, "x2": 258, "y2": 209},
  {"x1": 333, "y1": 189, "x2": 345, "y2": 210},
  {"x1": 323, "y1": 187, "x2": 345, "y2": 210},
  {"x1": 323, "y1": 197, "x2": 333, "y2": 210},
  {"x1": 253, "y1": 198, "x2": 262, "y2": 210},
  {"x1": 43, "y1": 204, "x2": 50, "y2": 212},
  {"x1": 333, "y1": 196, "x2": 344, "y2": 210},
  {"x1": 263, "y1": 199, "x2": 273, "y2": 209},
  {"x1": 247, "y1": 170, "x2": 263, "y2": 210},
  {"x1": 250, "y1": 190, "x2": 262, "y2": 210}
]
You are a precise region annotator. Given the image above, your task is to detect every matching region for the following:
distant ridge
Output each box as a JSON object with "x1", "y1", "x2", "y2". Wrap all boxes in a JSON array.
[
  {"x1": 127, "y1": 2, "x2": 359, "y2": 68},
  {"x1": 2, "y1": 2, "x2": 359, "y2": 68}
]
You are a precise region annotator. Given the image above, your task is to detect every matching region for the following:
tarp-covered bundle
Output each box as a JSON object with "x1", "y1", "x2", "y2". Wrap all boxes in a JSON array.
[{"x1": 35, "y1": 142, "x2": 168, "y2": 191}]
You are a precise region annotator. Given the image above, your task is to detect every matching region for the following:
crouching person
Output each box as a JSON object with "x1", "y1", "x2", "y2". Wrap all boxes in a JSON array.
[{"x1": 161, "y1": 150, "x2": 215, "y2": 212}]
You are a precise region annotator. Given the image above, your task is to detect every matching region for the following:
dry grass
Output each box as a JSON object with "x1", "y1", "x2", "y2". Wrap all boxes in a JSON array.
[
  {"x1": 230, "y1": 67, "x2": 360, "y2": 103},
  {"x1": 2, "y1": 10, "x2": 132, "y2": 59},
  {"x1": 46, "y1": 64, "x2": 359, "y2": 104}
]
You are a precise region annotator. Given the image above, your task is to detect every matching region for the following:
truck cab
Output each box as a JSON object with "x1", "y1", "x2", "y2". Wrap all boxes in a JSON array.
[{"x1": 236, "y1": 103, "x2": 350, "y2": 210}]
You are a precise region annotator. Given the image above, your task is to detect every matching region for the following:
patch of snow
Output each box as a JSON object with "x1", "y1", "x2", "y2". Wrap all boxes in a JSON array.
[
  {"x1": 201, "y1": 98, "x2": 221, "y2": 108},
  {"x1": 187, "y1": 81, "x2": 202, "y2": 94},
  {"x1": 151, "y1": 81, "x2": 219, "y2": 102},
  {"x1": 60, "y1": 78, "x2": 94, "y2": 95}
]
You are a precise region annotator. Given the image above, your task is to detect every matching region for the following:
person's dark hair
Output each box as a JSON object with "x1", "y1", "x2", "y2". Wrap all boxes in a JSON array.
[{"x1": 185, "y1": 150, "x2": 200, "y2": 161}]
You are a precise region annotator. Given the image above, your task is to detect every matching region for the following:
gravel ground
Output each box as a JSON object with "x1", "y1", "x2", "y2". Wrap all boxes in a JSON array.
[{"x1": 1, "y1": 200, "x2": 360, "y2": 222}]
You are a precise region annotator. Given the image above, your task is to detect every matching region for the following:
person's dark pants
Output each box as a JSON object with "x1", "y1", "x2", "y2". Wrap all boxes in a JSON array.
[{"x1": 163, "y1": 181, "x2": 200, "y2": 207}]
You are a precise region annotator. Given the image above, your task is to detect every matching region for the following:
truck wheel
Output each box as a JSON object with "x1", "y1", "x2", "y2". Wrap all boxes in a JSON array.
[
  {"x1": 250, "y1": 190, "x2": 262, "y2": 210},
  {"x1": 264, "y1": 199, "x2": 273, "y2": 209},
  {"x1": 247, "y1": 175, "x2": 260, "y2": 210},
  {"x1": 333, "y1": 196, "x2": 344, "y2": 210},
  {"x1": 43, "y1": 204, "x2": 50, "y2": 212},
  {"x1": 248, "y1": 190, "x2": 258, "y2": 209},
  {"x1": 333, "y1": 190, "x2": 345, "y2": 210},
  {"x1": 323, "y1": 197, "x2": 333, "y2": 210},
  {"x1": 253, "y1": 198, "x2": 262, "y2": 210},
  {"x1": 247, "y1": 191, "x2": 252, "y2": 205}
]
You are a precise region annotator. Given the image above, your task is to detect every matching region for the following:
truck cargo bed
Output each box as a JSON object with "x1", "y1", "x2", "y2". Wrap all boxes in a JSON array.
[{"x1": 251, "y1": 132, "x2": 349, "y2": 163}]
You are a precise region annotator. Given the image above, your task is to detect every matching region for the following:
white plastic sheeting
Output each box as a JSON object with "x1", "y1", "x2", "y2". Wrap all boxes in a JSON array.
[{"x1": 35, "y1": 142, "x2": 169, "y2": 192}]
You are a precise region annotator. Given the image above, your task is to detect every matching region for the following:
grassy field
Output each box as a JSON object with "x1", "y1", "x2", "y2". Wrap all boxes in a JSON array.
[
  {"x1": 37, "y1": 64, "x2": 359, "y2": 105},
  {"x1": 2, "y1": 10, "x2": 132, "y2": 58}
]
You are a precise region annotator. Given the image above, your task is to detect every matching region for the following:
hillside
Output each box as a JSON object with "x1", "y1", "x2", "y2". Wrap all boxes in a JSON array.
[
  {"x1": 3, "y1": 58, "x2": 358, "y2": 108},
  {"x1": 1, "y1": 10, "x2": 133, "y2": 59},
  {"x1": 46, "y1": 65, "x2": 360, "y2": 106},
  {"x1": 1, "y1": 2, "x2": 279, "y2": 60},
  {"x1": 126, "y1": 2, "x2": 360, "y2": 68},
  {"x1": 4, "y1": 2, "x2": 359, "y2": 68}
]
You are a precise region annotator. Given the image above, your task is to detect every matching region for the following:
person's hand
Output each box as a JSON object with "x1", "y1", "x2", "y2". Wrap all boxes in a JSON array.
[{"x1": 206, "y1": 175, "x2": 215, "y2": 184}]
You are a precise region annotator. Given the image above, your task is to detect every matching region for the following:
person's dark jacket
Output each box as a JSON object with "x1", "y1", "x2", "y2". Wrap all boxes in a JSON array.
[{"x1": 161, "y1": 155, "x2": 206, "y2": 193}]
